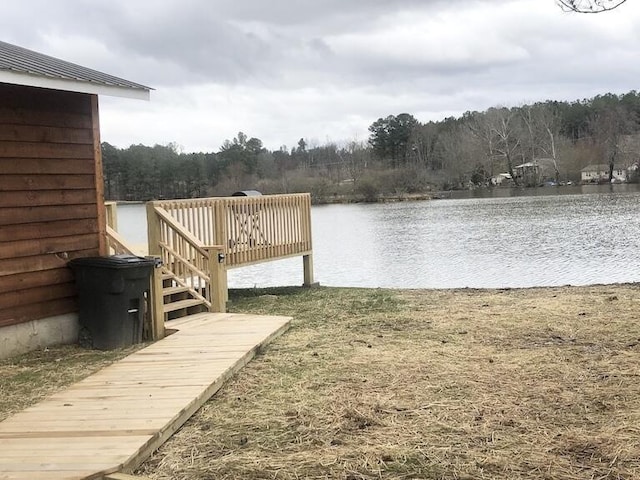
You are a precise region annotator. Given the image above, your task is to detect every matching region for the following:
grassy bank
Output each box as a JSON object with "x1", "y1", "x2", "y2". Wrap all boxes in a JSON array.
[
  {"x1": 137, "y1": 285, "x2": 640, "y2": 480},
  {"x1": 1, "y1": 285, "x2": 639, "y2": 479}
]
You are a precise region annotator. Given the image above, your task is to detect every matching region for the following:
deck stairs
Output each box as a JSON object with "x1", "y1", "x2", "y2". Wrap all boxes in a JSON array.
[{"x1": 159, "y1": 267, "x2": 208, "y2": 320}]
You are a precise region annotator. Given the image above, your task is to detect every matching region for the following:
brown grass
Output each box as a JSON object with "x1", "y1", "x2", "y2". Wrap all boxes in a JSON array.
[{"x1": 133, "y1": 285, "x2": 640, "y2": 480}]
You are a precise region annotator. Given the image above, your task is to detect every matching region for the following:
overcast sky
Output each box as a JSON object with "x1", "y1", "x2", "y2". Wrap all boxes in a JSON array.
[{"x1": 3, "y1": 0, "x2": 640, "y2": 152}]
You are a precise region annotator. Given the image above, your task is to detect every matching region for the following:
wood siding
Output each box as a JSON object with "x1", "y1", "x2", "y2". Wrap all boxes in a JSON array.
[{"x1": 0, "y1": 84, "x2": 103, "y2": 327}]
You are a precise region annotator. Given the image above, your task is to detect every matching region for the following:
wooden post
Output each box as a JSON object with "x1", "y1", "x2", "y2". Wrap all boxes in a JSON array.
[
  {"x1": 213, "y1": 200, "x2": 227, "y2": 250},
  {"x1": 213, "y1": 200, "x2": 229, "y2": 302},
  {"x1": 303, "y1": 253, "x2": 315, "y2": 287},
  {"x1": 146, "y1": 202, "x2": 161, "y2": 257},
  {"x1": 205, "y1": 245, "x2": 227, "y2": 313},
  {"x1": 149, "y1": 258, "x2": 165, "y2": 340},
  {"x1": 91, "y1": 94, "x2": 108, "y2": 256},
  {"x1": 146, "y1": 203, "x2": 165, "y2": 336},
  {"x1": 302, "y1": 194, "x2": 316, "y2": 287},
  {"x1": 105, "y1": 202, "x2": 118, "y2": 230}
]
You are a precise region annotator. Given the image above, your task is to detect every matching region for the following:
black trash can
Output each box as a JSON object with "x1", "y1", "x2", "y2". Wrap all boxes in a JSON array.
[{"x1": 69, "y1": 255, "x2": 156, "y2": 350}]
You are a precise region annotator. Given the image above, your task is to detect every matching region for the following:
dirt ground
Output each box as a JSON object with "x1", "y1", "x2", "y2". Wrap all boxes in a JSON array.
[
  {"x1": 129, "y1": 284, "x2": 640, "y2": 480},
  {"x1": 1, "y1": 285, "x2": 638, "y2": 479}
]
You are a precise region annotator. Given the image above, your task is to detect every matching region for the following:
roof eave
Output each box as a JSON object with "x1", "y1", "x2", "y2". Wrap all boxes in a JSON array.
[{"x1": 0, "y1": 70, "x2": 150, "y2": 101}]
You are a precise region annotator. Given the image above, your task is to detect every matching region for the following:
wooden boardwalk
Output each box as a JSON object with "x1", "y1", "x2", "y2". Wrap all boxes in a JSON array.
[{"x1": 0, "y1": 312, "x2": 291, "y2": 480}]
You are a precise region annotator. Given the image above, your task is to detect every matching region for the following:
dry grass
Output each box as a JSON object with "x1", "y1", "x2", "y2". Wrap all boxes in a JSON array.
[
  {"x1": 133, "y1": 285, "x2": 640, "y2": 480},
  {"x1": 1, "y1": 285, "x2": 638, "y2": 479}
]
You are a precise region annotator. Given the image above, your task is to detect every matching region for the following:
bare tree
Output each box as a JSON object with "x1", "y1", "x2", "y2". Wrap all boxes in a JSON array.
[
  {"x1": 466, "y1": 111, "x2": 499, "y2": 181},
  {"x1": 520, "y1": 104, "x2": 562, "y2": 182},
  {"x1": 557, "y1": 0, "x2": 627, "y2": 13},
  {"x1": 489, "y1": 108, "x2": 523, "y2": 186},
  {"x1": 409, "y1": 122, "x2": 441, "y2": 170},
  {"x1": 339, "y1": 141, "x2": 370, "y2": 186},
  {"x1": 440, "y1": 125, "x2": 479, "y2": 187},
  {"x1": 589, "y1": 105, "x2": 635, "y2": 181}
]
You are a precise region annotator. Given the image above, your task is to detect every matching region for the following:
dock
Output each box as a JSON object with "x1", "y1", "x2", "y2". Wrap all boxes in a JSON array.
[{"x1": 0, "y1": 312, "x2": 291, "y2": 480}]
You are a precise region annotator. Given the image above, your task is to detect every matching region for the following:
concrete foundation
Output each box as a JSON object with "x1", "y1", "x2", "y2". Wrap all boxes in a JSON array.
[{"x1": 0, "y1": 314, "x2": 79, "y2": 360}]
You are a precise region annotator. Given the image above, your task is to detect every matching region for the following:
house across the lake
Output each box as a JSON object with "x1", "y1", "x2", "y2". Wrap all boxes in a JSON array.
[
  {"x1": 513, "y1": 158, "x2": 558, "y2": 186},
  {"x1": 0, "y1": 40, "x2": 151, "y2": 358},
  {"x1": 490, "y1": 172, "x2": 512, "y2": 186},
  {"x1": 580, "y1": 164, "x2": 628, "y2": 183}
]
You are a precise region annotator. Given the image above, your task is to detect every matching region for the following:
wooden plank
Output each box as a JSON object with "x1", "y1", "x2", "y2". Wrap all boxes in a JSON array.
[
  {"x1": 105, "y1": 473, "x2": 154, "y2": 480},
  {"x1": 0, "y1": 219, "x2": 98, "y2": 243},
  {"x1": 0, "y1": 461, "x2": 122, "y2": 471},
  {"x1": 0, "y1": 84, "x2": 91, "y2": 114},
  {"x1": 0, "y1": 282, "x2": 75, "y2": 309},
  {"x1": 0, "y1": 268, "x2": 74, "y2": 294},
  {"x1": 163, "y1": 298, "x2": 206, "y2": 313},
  {"x1": 0, "y1": 141, "x2": 94, "y2": 159},
  {"x1": 0, "y1": 108, "x2": 92, "y2": 129},
  {"x1": 0, "y1": 233, "x2": 99, "y2": 259},
  {"x1": 0, "y1": 473, "x2": 89, "y2": 480},
  {"x1": 0, "y1": 248, "x2": 98, "y2": 277},
  {"x1": 0, "y1": 174, "x2": 95, "y2": 191},
  {"x1": 0, "y1": 125, "x2": 93, "y2": 144},
  {"x1": 0, "y1": 297, "x2": 76, "y2": 327},
  {"x1": 0, "y1": 436, "x2": 150, "y2": 450},
  {"x1": 0, "y1": 189, "x2": 97, "y2": 208},
  {"x1": 0, "y1": 204, "x2": 98, "y2": 226},
  {"x1": 0, "y1": 453, "x2": 130, "y2": 463},
  {"x1": 0, "y1": 158, "x2": 94, "y2": 174}
]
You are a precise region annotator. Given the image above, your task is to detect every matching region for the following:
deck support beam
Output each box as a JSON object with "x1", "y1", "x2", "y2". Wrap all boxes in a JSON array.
[{"x1": 303, "y1": 253, "x2": 315, "y2": 287}]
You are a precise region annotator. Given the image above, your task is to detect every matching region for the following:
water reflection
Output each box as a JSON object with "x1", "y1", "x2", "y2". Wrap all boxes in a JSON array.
[{"x1": 116, "y1": 186, "x2": 640, "y2": 289}]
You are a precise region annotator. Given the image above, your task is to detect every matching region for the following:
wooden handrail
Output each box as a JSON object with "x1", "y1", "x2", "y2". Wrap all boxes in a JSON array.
[
  {"x1": 152, "y1": 206, "x2": 209, "y2": 256},
  {"x1": 158, "y1": 240, "x2": 211, "y2": 282},
  {"x1": 147, "y1": 203, "x2": 227, "y2": 313},
  {"x1": 106, "y1": 225, "x2": 134, "y2": 255}
]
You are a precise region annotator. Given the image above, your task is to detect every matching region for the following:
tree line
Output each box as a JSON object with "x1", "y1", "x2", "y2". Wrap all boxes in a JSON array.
[{"x1": 102, "y1": 90, "x2": 640, "y2": 203}]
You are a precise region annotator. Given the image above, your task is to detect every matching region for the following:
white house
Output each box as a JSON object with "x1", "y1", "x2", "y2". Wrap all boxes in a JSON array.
[
  {"x1": 490, "y1": 173, "x2": 512, "y2": 186},
  {"x1": 580, "y1": 164, "x2": 628, "y2": 183}
]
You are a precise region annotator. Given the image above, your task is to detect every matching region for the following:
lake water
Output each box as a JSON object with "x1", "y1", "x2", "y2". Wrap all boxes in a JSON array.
[{"x1": 116, "y1": 185, "x2": 640, "y2": 289}]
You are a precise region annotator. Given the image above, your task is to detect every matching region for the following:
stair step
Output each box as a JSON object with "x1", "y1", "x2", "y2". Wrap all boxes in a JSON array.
[
  {"x1": 163, "y1": 286, "x2": 191, "y2": 296},
  {"x1": 163, "y1": 298, "x2": 205, "y2": 313}
]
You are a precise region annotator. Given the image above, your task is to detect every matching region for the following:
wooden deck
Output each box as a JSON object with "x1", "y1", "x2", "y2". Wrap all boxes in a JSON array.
[{"x1": 0, "y1": 312, "x2": 292, "y2": 480}]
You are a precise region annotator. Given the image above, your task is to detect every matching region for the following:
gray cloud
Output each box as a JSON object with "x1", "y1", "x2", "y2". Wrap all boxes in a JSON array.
[{"x1": 2, "y1": 0, "x2": 640, "y2": 150}]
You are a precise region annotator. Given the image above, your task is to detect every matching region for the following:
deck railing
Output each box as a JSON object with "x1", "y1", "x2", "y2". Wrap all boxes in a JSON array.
[
  {"x1": 151, "y1": 193, "x2": 313, "y2": 269},
  {"x1": 148, "y1": 193, "x2": 313, "y2": 314}
]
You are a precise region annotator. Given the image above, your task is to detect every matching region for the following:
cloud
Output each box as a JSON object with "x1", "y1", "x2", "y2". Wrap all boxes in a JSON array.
[{"x1": 3, "y1": 0, "x2": 640, "y2": 151}]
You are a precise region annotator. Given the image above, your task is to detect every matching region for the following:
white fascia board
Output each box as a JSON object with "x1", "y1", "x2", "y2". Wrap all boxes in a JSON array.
[{"x1": 0, "y1": 71, "x2": 150, "y2": 100}]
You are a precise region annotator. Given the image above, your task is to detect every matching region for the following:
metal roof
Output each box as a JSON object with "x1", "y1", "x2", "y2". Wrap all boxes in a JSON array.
[{"x1": 0, "y1": 40, "x2": 151, "y2": 99}]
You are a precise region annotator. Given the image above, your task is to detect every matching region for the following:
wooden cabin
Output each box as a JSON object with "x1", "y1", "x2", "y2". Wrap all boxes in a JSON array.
[{"x1": 0, "y1": 41, "x2": 150, "y2": 359}]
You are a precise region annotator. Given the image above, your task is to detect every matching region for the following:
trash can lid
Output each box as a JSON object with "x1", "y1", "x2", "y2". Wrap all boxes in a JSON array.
[
  {"x1": 69, "y1": 254, "x2": 157, "y2": 269},
  {"x1": 231, "y1": 190, "x2": 262, "y2": 196}
]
